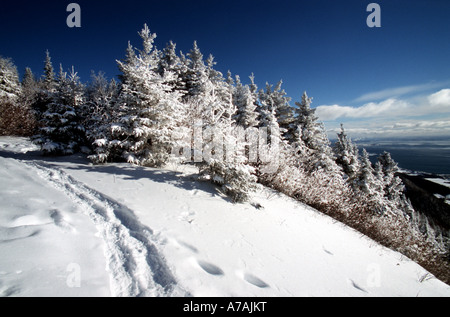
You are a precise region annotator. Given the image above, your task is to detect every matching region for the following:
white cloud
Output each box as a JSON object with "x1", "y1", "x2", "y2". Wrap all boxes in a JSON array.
[
  {"x1": 317, "y1": 87, "x2": 450, "y2": 139},
  {"x1": 316, "y1": 88, "x2": 450, "y2": 122},
  {"x1": 316, "y1": 98, "x2": 409, "y2": 121},
  {"x1": 354, "y1": 82, "x2": 448, "y2": 102},
  {"x1": 324, "y1": 117, "x2": 450, "y2": 139},
  {"x1": 428, "y1": 89, "x2": 450, "y2": 107}
]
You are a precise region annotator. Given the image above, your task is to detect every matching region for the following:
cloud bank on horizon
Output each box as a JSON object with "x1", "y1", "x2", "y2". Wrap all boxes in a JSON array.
[{"x1": 316, "y1": 83, "x2": 450, "y2": 139}]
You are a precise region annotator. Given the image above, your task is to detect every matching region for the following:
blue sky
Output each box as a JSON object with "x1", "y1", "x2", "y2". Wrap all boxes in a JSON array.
[{"x1": 1, "y1": 0, "x2": 449, "y2": 139}]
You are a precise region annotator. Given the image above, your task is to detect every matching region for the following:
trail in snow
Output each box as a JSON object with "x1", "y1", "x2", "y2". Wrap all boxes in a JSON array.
[{"x1": 24, "y1": 161, "x2": 187, "y2": 297}]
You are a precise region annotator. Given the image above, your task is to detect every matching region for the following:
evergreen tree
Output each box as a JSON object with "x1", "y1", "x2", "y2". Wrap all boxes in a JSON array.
[
  {"x1": 195, "y1": 79, "x2": 256, "y2": 203},
  {"x1": 35, "y1": 65, "x2": 86, "y2": 155},
  {"x1": 294, "y1": 91, "x2": 339, "y2": 174},
  {"x1": 0, "y1": 56, "x2": 21, "y2": 100},
  {"x1": 377, "y1": 151, "x2": 406, "y2": 210},
  {"x1": 84, "y1": 71, "x2": 119, "y2": 161},
  {"x1": 356, "y1": 149, "x2": 385, "y2": 214},
  {"x1": 42, "y1": 50, "x2": 56, "y2": 92},
  {"x1": 272, "y1": 80, "x2": 294, "y2": 139},
  {"x1": 255, "y1": 86, "x2": 284, "y2": 176},
  {"x1": 182, "y1": 41, "x2": 209, "y2": 99},
  {"x1": 21, "y1": 67, "x2": 38, "y2": 103},
  {"x1": 333, "y1": 124, "x2": 360, "y2": 185},
  {"x1": 157, "y1": 40, "x2": 187, "y2": 95},
  {"x1": 93, "y1": 24, "x2": 185, "y2": 167},
  {"x1": 0, "y1": 57, "x2": 37, "y2": 136},
  {"x1": 232, "y1": 75, "x2": 258, "y2": 129}
]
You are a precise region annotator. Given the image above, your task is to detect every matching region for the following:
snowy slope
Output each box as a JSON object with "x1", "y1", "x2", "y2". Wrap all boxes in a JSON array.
[{"x1": 0, "y1": 137, "x2": 449, "y2": 297}]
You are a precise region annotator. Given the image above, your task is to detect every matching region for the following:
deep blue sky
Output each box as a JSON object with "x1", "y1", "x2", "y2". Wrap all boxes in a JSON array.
[{"x1": 1, "y1": 0, "x2": 450, "y2": 138}]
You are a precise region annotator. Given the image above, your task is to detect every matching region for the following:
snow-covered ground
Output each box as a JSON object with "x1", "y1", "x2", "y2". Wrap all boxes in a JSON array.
[
  {"x1": 426, "y1": 177, "x2": 450, "y2": 189},
  {"x1": 0, "y1": 137, "x2": 449, "y2": 297}
]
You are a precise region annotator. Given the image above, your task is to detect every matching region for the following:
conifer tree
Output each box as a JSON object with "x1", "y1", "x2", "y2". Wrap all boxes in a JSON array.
[
  {"x1": 92, "y1": 24, "x2": 185, "y2": 167},
  {"x1": 157, "y1": 41, "x2": 187, "y2": 95},
  {"x1": 21, "y1": 67, "x2": 38, "y2": 104},
  {"x1": 42, "y1": 50, "x2": 56, "y2": 92},
  {"x1": 195, "y1": 79, "x2": 256, "y2": 203},
  {"x1": 182, "y1": 41, "x2": 209, "y2": 99},
  {"x1": 84, "y1": 72, "x2": 119, "y2": 162},
  {"x1": 232, "y1": 75, "x2": 258, "y2": 129},
  {"x1": 334, "y1": 124, "x2": 360, "y2": 185},
  {"x1": 35, "y1": 65, "x2": 86, "y2": 155},
  {"x1": 272, "y1": 80, "x2": 294, "y2": 139},
  {"x1": 0, "y1": 57, "x2": 37, "y2": 136},
  {"x1": 294, "y1": 91, "x2": 339, "y2": 174},
  {"x1": 356, "y1": 149, "x2": 385, "y2": 214},
  {"x1": 0, "y1": 56, "x2": 21, "y2": 100},
  {"x1": 377, "y1": 151, "x2": 406, "y2": 211}
]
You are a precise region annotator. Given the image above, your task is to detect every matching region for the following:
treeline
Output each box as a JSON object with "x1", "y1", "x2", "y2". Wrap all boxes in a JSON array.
[{"x1": 0, "y1": 25, "x2": 449, "y2": 283}]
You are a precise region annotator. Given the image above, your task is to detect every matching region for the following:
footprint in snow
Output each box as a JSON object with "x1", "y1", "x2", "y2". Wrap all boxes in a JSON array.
[
  {"x1": 197, "y1": 260, "x2": 224, "y2": 276},
  {"x1": 178, "y1": 210, "x2": 195, "y2": 224},
  {"x1": 323, "y1": 246, "x2": 333, "y2": 255},
  {"x1": 243, "y1": 273, "x2": 269, "y2": 288},
  {"x1": 176, "y1": 239, "x2": 199, "y2": 253},
  {"x1": 348, "y1": 279, "x2": 368, "y2": 293},
  {"x1": 50, "y1": 210, "x2": 75, "y2": 233}
]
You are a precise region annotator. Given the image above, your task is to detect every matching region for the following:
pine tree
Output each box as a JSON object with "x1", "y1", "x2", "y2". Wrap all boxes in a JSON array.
[
  {"x1": 0, "y1": 57, "x2": 37, "y2": 136},
  {"x1": 84, "y1": 72, "x2": 119, "y2": 162},
  {"x1": 294, "y1": 91, "x2": 339, "y2": 174},
  {"x1": 35, "y1": 65, "x2": 86, "y2": 155},
  {"x1": 272, "y1": 80, "x2": 294, "y2": 139},
  {"x1": 195, "y1": 81, "x2": 256, "y2": 203},
  {"x1": 95, "y1": 24, "x2": 186, "y2": 167},
  {"x1": 377, "y1": 151, "x2": 406, "y2": 212},
  {"x1": 0, "y1": 56, "x2": 21, "y2": 100},
  {"x1": 255, "y1": 87, "x2": 283, "y2": 176},
  {"x1": 157, "y1": 40, "x2": 186, "y2": 95},
  {"x1": 232, "y1": 75, "x2": 258, "y2": 129},
  {"x1": 356, "y1": 149, "x2": 386, "y2": 214},
  {"x1": 21, "y1": 67, "x2": 38, "y2": 103},
  {"x1": 182, "y1": 41, "x2": 209, "y2": 99},
  {"x1": 334, "y1": 124, "x2": 360, "y2": 185},
  {"x1": 42, "y1": 50, "x2": 56, "y2": 92}
]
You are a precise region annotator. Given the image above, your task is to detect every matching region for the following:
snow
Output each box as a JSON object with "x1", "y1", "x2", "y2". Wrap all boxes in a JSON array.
[
  {"x1": 426, "y1": 177, "x2": 450, "y2": 189},
  {"x1": 1, "y1": 136, "x2": 449, "y2": 297}
]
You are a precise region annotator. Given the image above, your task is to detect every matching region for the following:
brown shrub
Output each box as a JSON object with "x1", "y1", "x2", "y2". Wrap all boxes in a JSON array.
[{"x1": 0, "y1": 97, "x2": 37, "y2": 137}]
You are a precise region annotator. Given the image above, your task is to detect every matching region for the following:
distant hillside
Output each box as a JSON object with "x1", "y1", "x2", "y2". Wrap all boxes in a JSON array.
[{"x1": 398, "y1": 172, "x2": 450, "y2": 231}]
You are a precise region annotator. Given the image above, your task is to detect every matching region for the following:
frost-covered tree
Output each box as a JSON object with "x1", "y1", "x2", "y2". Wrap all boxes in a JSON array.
[
  {"x1": 83, "y1": 72, "x2": 119, "y2": 160},
  {"x1": 334, "y1": 124, "x2": 360, "y2": 185},
  {"x1": 294, "y1": 91, "x2": 339, "y2": 174},
  {"x1": 42, "y1": 50, "x2": 56, "y2": 92},
  {"x1": 0, "y1": 58, "x2": 38, "y2": 136},
  {"x1": 181, "y1": 41, "x2": 209, "y2": 100},
  {"x1": 254, "y1": 85, "x2": 285, "y2": 177},
  {"x1": 91, "y1": 24, "x2": 186, "y2": 167},
  {"x1": 272, "y1": 80, "x2": 294, "y2": 139},
  {"x1": 156, "y1": 40, "x2": 187, "y2": 95},
  {"x1": 232, "y1": 75, "x2": 258, "y2": 129},
  {"x1": 35, "y1": 65, "x2": 86, "y2": 155},
  {"x1": 0, "y1": 56, "x2": 21, "y2": 100},
  {"x1": 355, "y1": 149, "x2": 386, "y2": 214},
  {"x1": 186, "y1": 70, "x2": 257, "y2": 203},
  {"x1": 21, "y1": 67, "x2": 38, "y2": 103},
  {"x1": 377, "y1": 151, "x2": 406, "y2": 211}
]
